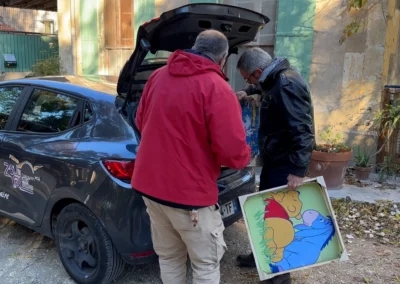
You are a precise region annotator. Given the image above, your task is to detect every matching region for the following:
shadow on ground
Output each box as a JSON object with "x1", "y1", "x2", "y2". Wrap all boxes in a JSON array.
[{"x1": 0, "y1": 217, "x2": 256, "y2": 284}]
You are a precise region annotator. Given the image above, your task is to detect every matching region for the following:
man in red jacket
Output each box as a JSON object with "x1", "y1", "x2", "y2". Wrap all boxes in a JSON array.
[{"x1": 131, "y1": 30, "x2": 251, "y2": 284}]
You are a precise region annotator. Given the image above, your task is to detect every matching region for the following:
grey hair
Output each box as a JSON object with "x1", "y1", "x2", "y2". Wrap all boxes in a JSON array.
[
  {"x1": 193, "y1": 30, "x2": 229, "y2": 63},
  {"x1": 237, "y1": 47, "x2": 273, "y2": 74}
]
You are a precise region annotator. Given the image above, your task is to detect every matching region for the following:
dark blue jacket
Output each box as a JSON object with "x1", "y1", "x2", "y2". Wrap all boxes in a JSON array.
[{"x1": 243, "y1": 58, "x2": 315, "y2": 177}]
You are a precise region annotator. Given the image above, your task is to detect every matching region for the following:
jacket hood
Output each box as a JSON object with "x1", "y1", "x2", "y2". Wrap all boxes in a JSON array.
[
  {"x1": 167, "y1": 50, "x2": 227, "y2": 80},
  {"x1": 259, "y1": 57, "x2": 290, "y2": 83}
]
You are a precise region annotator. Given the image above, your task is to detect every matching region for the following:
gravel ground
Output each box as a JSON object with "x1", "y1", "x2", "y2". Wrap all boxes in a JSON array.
[
  {"x1": 1, "y1": 217, "x2": 400, "y2": 284},
  {"x1": 292, "y1": 238, "x2": 400, "y2": 284}
]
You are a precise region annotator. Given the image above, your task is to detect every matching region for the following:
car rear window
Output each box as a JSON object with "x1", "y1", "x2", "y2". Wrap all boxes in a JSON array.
[
  {"x1": 142, "y1": 50, "x2": 171, "y2": 65},
  {"x1": 0, "y1": 86, "x2": 23, "y2": 130},
  {"x1": 17, "y1": 89, "x2": 80, "y2": 133}
]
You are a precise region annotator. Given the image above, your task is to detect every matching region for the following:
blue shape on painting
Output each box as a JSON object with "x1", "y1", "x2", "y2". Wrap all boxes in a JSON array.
[
  {"x1": 269, "y1": 210, "x2": 336, "y2": 273},
  {"x1": 241, "y1": 102, "x2": 259, "y2": 158}
]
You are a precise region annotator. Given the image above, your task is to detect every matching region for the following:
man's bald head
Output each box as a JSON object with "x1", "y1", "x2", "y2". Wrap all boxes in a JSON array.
[{"x1": 193, "y1": 29, "x2": 229, "y2": 66}]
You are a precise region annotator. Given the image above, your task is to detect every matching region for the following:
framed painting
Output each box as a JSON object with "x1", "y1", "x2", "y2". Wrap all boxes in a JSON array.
[
  {"x1": 238, "y1": 176, "x2": 348, "y2": 281},
  {"x1": 241, "y1": 99, "x2": 260, "y2": 166}
]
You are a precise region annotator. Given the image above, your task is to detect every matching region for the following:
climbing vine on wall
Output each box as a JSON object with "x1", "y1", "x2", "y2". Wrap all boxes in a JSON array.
[
  {"x1": 348, "y1": 0, "x2": 368, "y2": 9},
  {"x1": 340, "y1": 20, "x2": 362, "y2": 45},
  {"x1": 340, "y1": 0, "x2": 386, "y2": 45}
]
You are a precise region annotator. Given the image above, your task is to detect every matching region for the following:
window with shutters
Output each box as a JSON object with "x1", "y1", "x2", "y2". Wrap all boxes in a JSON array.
[
  {"x1": 43, "y1": 20, "x2": 54, "y2": 34},
  {"x1": 104, "y1": 0, "x2": 134, "y2": 48}
]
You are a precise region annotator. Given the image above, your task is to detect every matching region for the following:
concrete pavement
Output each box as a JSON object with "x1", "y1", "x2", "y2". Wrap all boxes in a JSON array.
[{"x1": 254, "y1": 167, "x2": 400, "y2": 203}]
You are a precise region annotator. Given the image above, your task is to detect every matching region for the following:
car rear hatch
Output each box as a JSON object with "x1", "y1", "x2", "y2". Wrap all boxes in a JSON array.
[
  {"x1": 117, "y1": 3, "x2": 269, "y2": 99},
  {"x1": 115, "y1": 3, "x2": 266, "y2": 191}
]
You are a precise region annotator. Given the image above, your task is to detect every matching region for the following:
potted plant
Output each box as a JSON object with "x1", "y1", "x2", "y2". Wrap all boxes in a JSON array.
[
  {"x1": 376, "y1": 155, "x2": 399, "y2": 182},
  {"x1": 308, "y1": 126, "x2": 353, "y2": 190},
  {"x1": 353, "y1": 145, "x2": 372, "y2": 180}
]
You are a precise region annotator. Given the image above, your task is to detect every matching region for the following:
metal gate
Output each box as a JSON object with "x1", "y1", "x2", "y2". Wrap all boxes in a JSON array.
[{"x1": 0, "y1": 32, "x2": 58, "y2": 73}]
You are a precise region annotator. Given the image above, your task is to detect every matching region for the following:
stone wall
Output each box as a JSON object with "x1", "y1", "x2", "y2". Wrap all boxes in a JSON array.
[{"x1": 309, "y1": 0, "x2": 389, "y2": 159}]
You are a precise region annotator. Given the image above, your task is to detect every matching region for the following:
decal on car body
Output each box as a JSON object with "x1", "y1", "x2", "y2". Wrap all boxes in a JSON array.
[
  {"x1": 0, "y1": 191, "x2": 9, "y2": 200},
  {"x1": 3, "y1": 155, "x2": 42, "y2": 195}
]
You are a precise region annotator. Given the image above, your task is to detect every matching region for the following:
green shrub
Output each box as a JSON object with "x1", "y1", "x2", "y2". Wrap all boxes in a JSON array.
[{"x1": 31, "y1": 44, "x2": 65, "y2": 76}]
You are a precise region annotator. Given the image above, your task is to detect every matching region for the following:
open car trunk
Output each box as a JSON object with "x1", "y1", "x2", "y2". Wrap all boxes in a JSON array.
[
  {"x1": 114, "y1": 3, "x2": 269, "y2": 176},
  {"x1": 117, "y1": 3, "x2": 269, "y2": 104}
]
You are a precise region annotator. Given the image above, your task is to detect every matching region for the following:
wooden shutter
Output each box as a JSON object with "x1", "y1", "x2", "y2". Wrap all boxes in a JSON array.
[
  {"x1": 274, "y1": 0, "x2": 316, "y2": 82},
  {"x1": 134, "y1": 0, "x2": 155, "y2": 44},
  {"x1": 80, "y1": 0, "x2": 99, "y2": 75}
]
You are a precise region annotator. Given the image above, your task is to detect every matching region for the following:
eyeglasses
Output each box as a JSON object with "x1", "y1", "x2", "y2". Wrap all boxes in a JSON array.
[{"x1": 244, "y1": 71, "x2": 256, "y2": 84}]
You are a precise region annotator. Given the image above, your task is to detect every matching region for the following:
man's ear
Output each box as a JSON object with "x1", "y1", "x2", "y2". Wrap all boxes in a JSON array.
[
  {"x1": 254, "y1": 68, "x2": 263, "y2": 77},
  {"x1": 219, "y1": 54, "x2": 228, "y2": 68}
]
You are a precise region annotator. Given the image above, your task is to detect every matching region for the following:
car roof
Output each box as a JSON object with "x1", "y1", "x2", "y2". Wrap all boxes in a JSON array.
[{"x1": 1, "y1": 75, "x2": 119, "y2": 101}]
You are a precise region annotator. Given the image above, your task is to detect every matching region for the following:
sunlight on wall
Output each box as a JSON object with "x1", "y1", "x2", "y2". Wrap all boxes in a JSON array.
[{"x1": 309, "y1": 0, "x2": 388, "y2": 157}]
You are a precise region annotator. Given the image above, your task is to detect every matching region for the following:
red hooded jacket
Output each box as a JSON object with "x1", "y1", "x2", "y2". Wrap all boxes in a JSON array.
[{"x1": 131, "y1": 50, "x2": 251, "y2": 207}]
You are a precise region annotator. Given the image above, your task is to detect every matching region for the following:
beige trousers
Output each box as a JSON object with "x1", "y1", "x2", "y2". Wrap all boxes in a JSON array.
[{"x1": 143, "y1": 197, "x2": 227, "y2": 284}]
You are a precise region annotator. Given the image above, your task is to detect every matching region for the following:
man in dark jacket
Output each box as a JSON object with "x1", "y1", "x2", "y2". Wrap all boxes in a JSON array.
[
  {"x1": 235, "y1": 48, "x2": 315, "y2": 284},
  {"x1": 132, "y1": 30, "x2": 251, "y2": 284}
]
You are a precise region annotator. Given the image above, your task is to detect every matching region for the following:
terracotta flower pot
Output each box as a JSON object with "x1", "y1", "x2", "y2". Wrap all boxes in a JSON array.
[
  {"x1": 354, "y1": 166, "x2": 372, "y2": 181},
  {"x1": 308, "y1": 150, "x2": 353, "y2": 190}
]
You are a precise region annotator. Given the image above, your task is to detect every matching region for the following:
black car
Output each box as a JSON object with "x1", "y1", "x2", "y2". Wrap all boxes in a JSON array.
[{"x1": 0, "y1": 4, "x2": 269, "y2": 284}]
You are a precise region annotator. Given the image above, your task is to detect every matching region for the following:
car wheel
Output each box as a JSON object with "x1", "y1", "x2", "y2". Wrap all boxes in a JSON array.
[{"x1": 55, "y1": 203, "x2": 125, "y2": 284}]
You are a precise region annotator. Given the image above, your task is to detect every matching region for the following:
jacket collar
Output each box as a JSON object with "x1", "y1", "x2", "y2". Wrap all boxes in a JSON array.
[
  {"x1": 183, "y1": 49, "x2": 229, "y2": 82},
  {"x1": 258, "y1": 57, "x2": 290, "y2": 87},
  {"x1": 184, "y1": 49, "x2": 215, "y2": 63}
]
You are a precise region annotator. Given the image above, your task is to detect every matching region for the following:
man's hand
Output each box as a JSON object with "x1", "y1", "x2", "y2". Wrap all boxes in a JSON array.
[
  {"x1": 287, "y1": 174, "x2": 304, "y2": 189},
  {"x1": 235, "y1": 91, "x2": 247, "y2": 101},
  {"x1": 235, "y1": 91, "x2": 261, "y2": 107}
]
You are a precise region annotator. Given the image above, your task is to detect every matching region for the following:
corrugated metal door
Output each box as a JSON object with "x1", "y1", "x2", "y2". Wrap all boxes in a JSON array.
[
  {"x1": 80, "y1": 0, "x2": 99, "y2": 75},
  {"x1": 0, "y1": 33, "x2": 58, "y2": 72},
  {"x1": 274, "y1": 0, "x2": 316, "y2": 82}
]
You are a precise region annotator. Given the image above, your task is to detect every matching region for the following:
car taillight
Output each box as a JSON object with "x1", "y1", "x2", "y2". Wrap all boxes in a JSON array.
[{"x1": 102, "y1": 160, "x2": 135, "y2": 180}]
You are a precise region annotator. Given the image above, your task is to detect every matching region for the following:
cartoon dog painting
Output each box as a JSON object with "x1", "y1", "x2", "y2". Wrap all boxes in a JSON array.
[
  {"x1": 269, "y1": 210, "x2": 336, "y2": 272},
  {"x1": 263, "y1": 191, "x2": 303, "y2": 262}
]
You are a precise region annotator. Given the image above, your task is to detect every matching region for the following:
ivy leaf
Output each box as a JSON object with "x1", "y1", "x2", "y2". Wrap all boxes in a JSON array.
[
  {"x1": 340, "y1": 20, "x2": 361, "y2": 45},
  {"x1": 349, "y1": 0, "x2": 368, "y2": 10}
]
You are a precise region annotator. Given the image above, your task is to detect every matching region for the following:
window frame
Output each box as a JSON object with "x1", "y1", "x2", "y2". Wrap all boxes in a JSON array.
[
  {"x1": 8, "y1": 86, "x2": 92, "y2": 136},
  {"x1": 0, "y1": 84, "x2": 30, "y2": 132},
  {"x1": 104, "y1": 0, "x2": 134, "y2": 49},
  {"x1": 83, "y1": 101, "x2": 94, "y2": 123}
]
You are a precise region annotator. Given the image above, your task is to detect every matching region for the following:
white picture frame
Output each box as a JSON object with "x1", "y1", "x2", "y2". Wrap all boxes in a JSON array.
[{"x1": 238, "y1": 176, "x2": 349, "y2": 281}]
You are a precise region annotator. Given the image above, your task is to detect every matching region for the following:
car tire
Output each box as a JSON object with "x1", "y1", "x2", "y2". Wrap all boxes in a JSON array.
[{"x1": 54, "y1": 203, "x2": 125, "y2": 284}]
